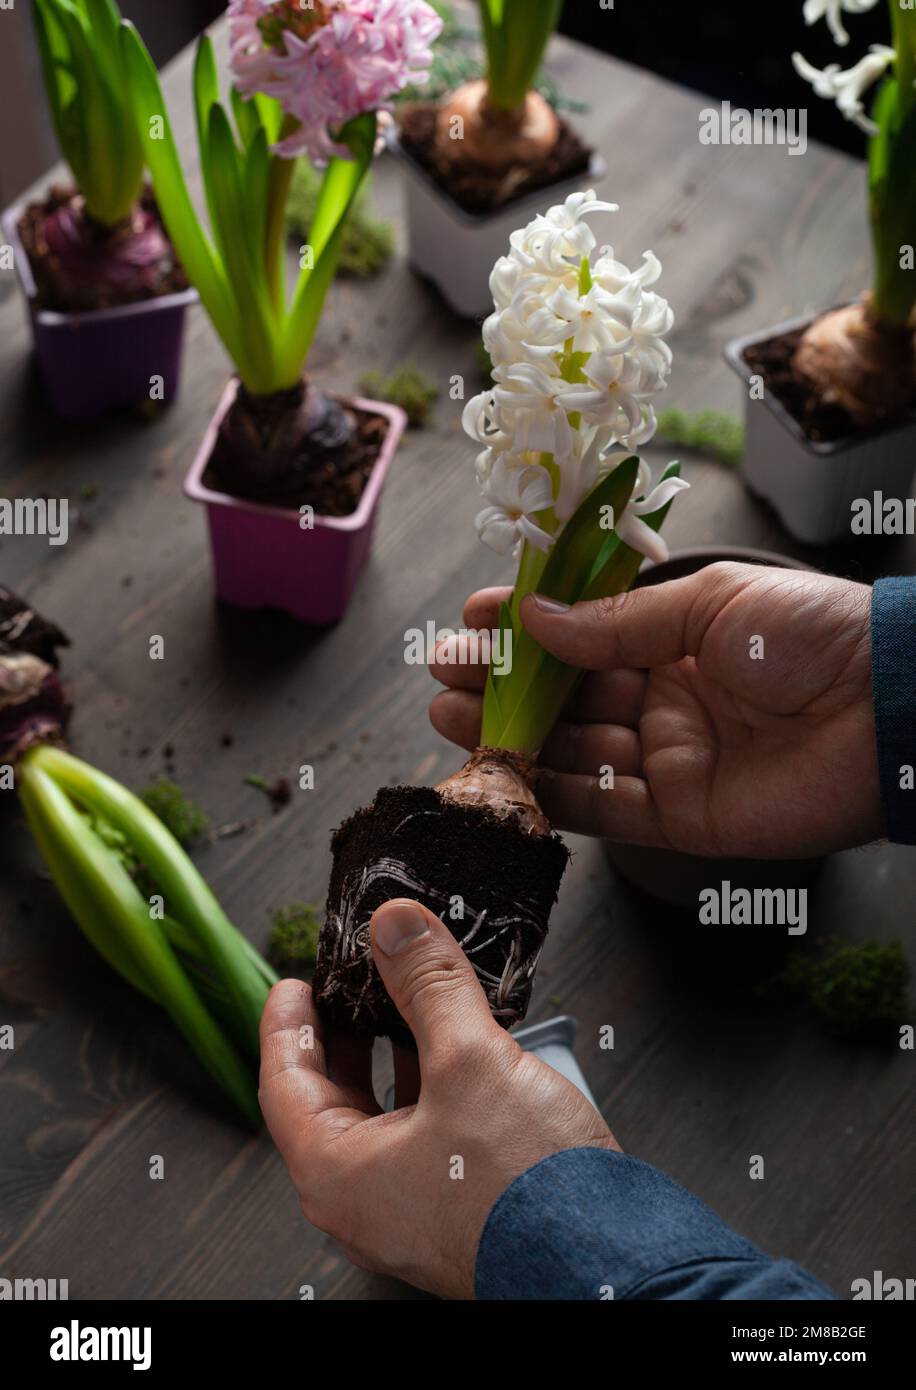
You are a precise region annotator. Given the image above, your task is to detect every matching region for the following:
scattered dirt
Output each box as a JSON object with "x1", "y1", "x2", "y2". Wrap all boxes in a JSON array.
[{"x1": 398, "y1": 102, "x2": 592, "y2": 216}]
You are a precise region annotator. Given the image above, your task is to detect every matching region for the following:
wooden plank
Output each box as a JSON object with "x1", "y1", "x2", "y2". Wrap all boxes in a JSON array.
[{"x1": 0, "y1": 12, "x2": 913, "y2": 1299}]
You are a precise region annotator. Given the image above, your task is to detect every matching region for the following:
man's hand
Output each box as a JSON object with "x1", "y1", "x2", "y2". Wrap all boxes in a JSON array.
[
  {"x1": 430, "y1": 563, "x2": 883, "y2": 858},
  {"x1": 260, "y1": 900, "x2": 616, "y2": 1299}
]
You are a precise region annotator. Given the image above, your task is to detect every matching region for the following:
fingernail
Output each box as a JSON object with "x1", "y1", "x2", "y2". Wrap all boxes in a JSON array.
[
  {"x1": 373, "y1": 900, "x2": 431, "y2": 957},
  {"x1": 530, "y1": 594, "x2": 571, "y2": 615}
]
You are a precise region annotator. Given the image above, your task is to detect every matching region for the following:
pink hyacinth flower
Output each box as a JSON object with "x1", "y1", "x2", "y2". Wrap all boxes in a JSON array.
[{"x1": 228, "y1": 0, "x2": 442, "y2": 163}]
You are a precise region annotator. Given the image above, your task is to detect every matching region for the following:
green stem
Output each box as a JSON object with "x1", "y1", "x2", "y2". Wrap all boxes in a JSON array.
[
  {"x1": 264, "y1": 116, "x2": 300, "y2": 315},
  {"x1": 891, "y1": 0, "x2": 916, "y2": 109},
  {"x1": 869, "y1": 8, "x2": 916, "y2": 324}
]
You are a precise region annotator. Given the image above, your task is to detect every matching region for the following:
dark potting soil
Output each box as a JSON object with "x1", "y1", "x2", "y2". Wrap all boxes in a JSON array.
[
  {"x1": 205, "y1": 385, "x2": 388, "y2": 517},
  {"x1": 397, "y1": 103, "x2": 592, "y2": 216},
  {"x1": 18, "y1": 185, "x2": 188, "y2": 315},
  {"x1": 312, "y1": 784, "x2": 570, "y2": 1047},
  {"x1": 743, "y1": 327, "x2": 870, "y2": 446}
]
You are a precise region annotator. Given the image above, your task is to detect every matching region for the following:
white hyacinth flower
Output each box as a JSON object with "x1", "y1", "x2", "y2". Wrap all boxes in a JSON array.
[
  {"x1": 793, "y1": 45, "x2": 896, "y2": 134},
  {"x1": 475, "y1": 456, "x2": 555, "y2": 554},
  {"x1": 465, "y1": 191, "x2": 685, "y2": 560},
  {"x1": 802, "y1": 0, "x2": 881, "y2": 48},
  {"x1": 561, "y1": 352, "x2": 646, "y2": 436},
  {"x1": 613, "y1": 461, "x2": 691, "y2": 566}
]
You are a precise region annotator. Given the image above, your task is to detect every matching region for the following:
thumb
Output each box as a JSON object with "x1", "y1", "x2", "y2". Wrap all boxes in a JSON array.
[
  {"x1": 519, "y1": 568, "x2": 733, "y2": 671},
  {"x1": 369, "y1": 899, "x2": 500, "y2": 1060}
]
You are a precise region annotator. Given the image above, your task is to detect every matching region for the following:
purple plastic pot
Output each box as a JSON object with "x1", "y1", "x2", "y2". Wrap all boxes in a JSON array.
[
  {"x1": 2, "y1": 201, "x2": 197, "y2": 421},
  {"x1": 184, "y1": 380, "x2": 408, "y2": 625}
]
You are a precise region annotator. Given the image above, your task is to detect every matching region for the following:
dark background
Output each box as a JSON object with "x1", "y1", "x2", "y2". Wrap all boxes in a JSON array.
[
  {"x1": 119, "y1": 0, "x2": 889, "y2": 158},
  {"x1": 559, "y1": 0, "x2": 887, "y2": 157}
]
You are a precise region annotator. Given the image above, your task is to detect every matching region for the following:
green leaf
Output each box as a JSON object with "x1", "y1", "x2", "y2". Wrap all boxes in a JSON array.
[
  {"x1": 193, "y1": 33, "x2": 221, "y2": 235},
  {"x1": 231, "y1": 84, "x2": 263, "y2": 151},
  {"x1": 536, "y1": 456, "x2": 640, "y2": 602},
  {"x1": 253, "y1": 92, "x2": 284, "y2": 145},
  {"x1": 485, "y1": 0, "x2": 564, "y2": 110},
  {"x1": 277, "y1": 113, "x2": 376, "y2": 386},
  {"x1": 206, "y1": 102, "x2": 279, "y2": 380},
  {"x1": 36, "y1": 0, "x2": 141, "y2": 224},
  {"x1": 30, "y1": 746, "x2": 276, "y2": 1064},
  {"x1": 868, "y1": 77, "x2": 916, "y2": 322},
  {"x1": 482, "y1": 460, "x2": 681, "y2": 753},
  {"x1": 120, "y1": 21, "x2": 254, "y2": 384},
  {"x1": 244, "y1": 127, "x2": 271, "y2": 278},
  {"x1": 19, "y1": 754, "x2": 262, "y2": 1127},
  {"x1": 33, "y1": 0, "x2": 78, "y2": 176}
]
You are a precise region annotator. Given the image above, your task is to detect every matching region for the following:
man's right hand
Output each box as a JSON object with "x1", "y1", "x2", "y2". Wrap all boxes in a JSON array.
[{"x1": 430, "y1": 563, "x2": 883, "y2": 858}]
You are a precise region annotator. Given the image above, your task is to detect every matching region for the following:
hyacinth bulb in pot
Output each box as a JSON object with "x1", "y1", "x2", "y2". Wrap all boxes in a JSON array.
[
  {"x1": 1, "y1": 0, "x2": 196, "y2": 420},
  {"x1": 122, "y1": 1, "x2": 443, "y2": 624},
  {"x1": 312, "y1": 193, "x2": 688, "y2": 1041},
  {"x1": 0, "y1": 587, "x2": 277, "y2": 1127},
  {"x1": 726, "y1": 0, "x2": 916, "y2": 544},
  {"x1": 390, "y1": 0, "x2": 604, "y2": 316}
]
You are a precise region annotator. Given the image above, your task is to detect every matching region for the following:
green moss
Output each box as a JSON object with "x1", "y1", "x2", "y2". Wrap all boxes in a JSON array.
[
  {"x1": 286, "y1": 162, "x2": 394, "y2": 279},
  {"x1": 782, "y1": 940, "x2": 911, "y2": 1037},
  {"x1": 139, "y1": 779, "x2": 208, "y2": 848},
  {"x1": 267, "y1": 902, "x2": 322, "y2": 977},
  {"x1": 358, "y1": 365, "x2": 439, "y2": 427},
  {"x1": 657, "y1": 408, "x2": 745, "y2": 468}
]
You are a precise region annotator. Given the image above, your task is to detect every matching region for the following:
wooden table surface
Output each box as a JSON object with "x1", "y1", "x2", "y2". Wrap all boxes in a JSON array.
[{"x1": 1, "y1": 17, "x2": 913, "y2": 1301}]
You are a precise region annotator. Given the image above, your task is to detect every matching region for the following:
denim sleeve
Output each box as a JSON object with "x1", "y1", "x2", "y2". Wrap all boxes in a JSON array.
[
  {"x1": 872, "y1": 578, "x2": 916, "y2": 845},
  {"x1": 475, "y1": 1148, "x2": 837, "y2": 1301}
]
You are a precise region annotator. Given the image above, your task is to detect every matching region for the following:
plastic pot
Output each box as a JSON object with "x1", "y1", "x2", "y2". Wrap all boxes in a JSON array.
[
  {"x1": 387, "y1": 129, "x2": 606, "y2": 319},
  {"x1": 2, "y1": 201, "x2": 197, "y2": 421},
  {"x1": 603, "y1": 546, "x2": 825, "y2": 907},
  {"x1": 184, "y1": 380, "x2": 408, "y2": 626},
  {"x1": 724, "y1": 313, "x2": 916, "y2": 545}
]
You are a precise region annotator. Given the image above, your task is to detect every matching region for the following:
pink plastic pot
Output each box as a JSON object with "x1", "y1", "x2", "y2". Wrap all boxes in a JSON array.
[
  {"x1": 184, "y1": 380, "x2": 407, "y2": 625},
  {"x1": 2, "y1": 201, "x2": 197, "y2": 421}
]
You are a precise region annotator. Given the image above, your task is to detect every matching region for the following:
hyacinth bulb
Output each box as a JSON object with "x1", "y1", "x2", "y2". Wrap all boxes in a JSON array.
[
  {"x1": 436, "y1": 81, "x2": 561, "y2": 171},
  {"x1": 34, "y1": 194, "x2": 176, "y2": 313},
  {"x1": 0, "y1": 654, "x2": 69, "y2": 767},
  {"x1": 793, "y1": 297, "x2": 916, "y2": 428}
]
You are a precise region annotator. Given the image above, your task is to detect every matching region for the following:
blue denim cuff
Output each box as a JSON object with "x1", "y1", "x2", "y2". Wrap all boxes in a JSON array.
[
  {"x1": 872, "y1": 578, "x2": 916, "y2": 845},
  {"x1": 474, "y1": 1148, "x2": 834, "y2": 1301}
]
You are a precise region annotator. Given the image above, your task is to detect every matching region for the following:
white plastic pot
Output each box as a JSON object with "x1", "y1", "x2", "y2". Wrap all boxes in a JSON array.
[
  {"x1": 724, "y1": 313, "x2": 916, "y2": 546},
  {"x1": 388, "y1": 129, "x2": 606, "y2": 319}
]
